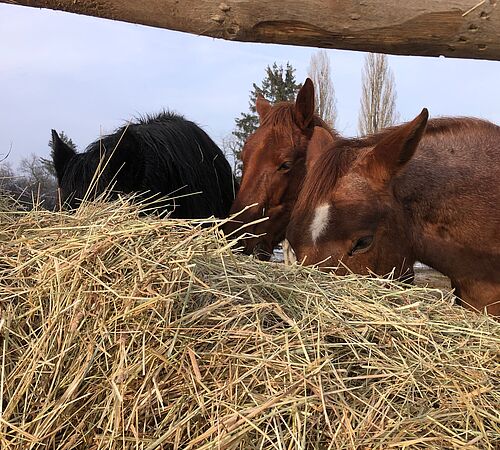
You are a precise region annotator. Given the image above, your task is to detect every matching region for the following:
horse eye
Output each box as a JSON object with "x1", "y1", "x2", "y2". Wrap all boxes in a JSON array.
[
  {"x1": 278, "y1": 161, "x2": 292, "y2": 171},
  {"x1": 349, "y1": 236, "x2": 374, "y2": 256}
]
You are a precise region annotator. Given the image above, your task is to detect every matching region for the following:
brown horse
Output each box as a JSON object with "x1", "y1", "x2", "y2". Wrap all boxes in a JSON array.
[
  {"x1": 223, "y1": 79, "x2": 335, "y2": 260},
  {"x1": 286, "y1": 109, "x2": 500, "y2": 316}
]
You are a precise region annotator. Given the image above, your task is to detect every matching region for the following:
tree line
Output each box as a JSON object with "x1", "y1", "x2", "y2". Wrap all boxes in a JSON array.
[
  {"x1": 1, "y1": 52, "x2": 397, "y2": 208},
  {"x1": 0, "y1": 132, "x2": 75, "y2": 210}
]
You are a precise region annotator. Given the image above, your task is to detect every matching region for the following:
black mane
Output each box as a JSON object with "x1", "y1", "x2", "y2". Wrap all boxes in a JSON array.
[{"x1": 56, "y1": 111, "x2": 237, "y2": 219}]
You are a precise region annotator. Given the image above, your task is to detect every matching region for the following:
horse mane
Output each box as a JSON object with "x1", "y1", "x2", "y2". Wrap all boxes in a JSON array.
[
  {"x1": 294, "y1": 116, "x2": 497, "y2": 212},
  {"x1": 60, "y1": 111, "x2": 237, "y2": 218},
  {"x1": 351, "y1": 116, "x2": 497, "y2": 149},
  {"x1": 423, "y1": 116, "x2": 499, "y2": 135}
]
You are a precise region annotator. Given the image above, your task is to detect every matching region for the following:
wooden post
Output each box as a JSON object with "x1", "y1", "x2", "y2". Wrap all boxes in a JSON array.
[{"x1": 4, "y1": 1, "x2": 500, "y2": 60}]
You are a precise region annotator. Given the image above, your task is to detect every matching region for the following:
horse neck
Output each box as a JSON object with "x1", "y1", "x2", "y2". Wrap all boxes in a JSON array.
[{"x1": 393, "y1": 124, "x2": 500, "y2": 275}]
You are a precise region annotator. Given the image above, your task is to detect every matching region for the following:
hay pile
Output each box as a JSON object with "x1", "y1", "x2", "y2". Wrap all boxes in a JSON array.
[{"x1": 0, "y1": 201, "x2": 499, "y2": 449}]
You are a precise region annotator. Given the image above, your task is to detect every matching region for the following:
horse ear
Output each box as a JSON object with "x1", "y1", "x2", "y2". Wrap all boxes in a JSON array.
[
  {"x1": 368, "y1": 108, "x2": 429, "y2": 183},
  {"x1": 307, "y1": 127, "x2": 334, "y2": 170},
  {"x1": 256, "y1": 95, "x2": 272, "y2": 122},
  {"x1": 295, "y1": 78, "x2": 315, "y2": 130},
  {"x1": 51, "y1": 129, "x2": 76, "y2": 183}
]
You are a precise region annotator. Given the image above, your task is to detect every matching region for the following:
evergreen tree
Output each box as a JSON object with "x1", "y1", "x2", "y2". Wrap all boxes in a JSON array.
[
  {"x1": 230, "y1": 63, "x2": 302, "y2": 176},
  {"x1": 40, "y1": 131, "x2": 77, "y2": 178}
]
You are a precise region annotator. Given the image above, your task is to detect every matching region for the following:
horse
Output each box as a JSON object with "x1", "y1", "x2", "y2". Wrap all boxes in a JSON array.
[
  {"x1": 223, "y1": 78, "x2": 336, "y2": 260},
  {"x1": 286, "y1": 109, "x2": 500, "y2": 316},
  {"x1": 52, "y1": 111, "x2": 238, "y2": 219}
]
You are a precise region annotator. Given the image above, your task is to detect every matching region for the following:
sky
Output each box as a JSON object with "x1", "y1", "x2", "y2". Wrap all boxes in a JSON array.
[{"x1": 1, "y1": 3, "x2": 500, "y2": 168}]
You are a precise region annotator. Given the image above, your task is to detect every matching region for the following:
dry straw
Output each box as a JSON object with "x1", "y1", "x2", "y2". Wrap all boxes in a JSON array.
[{"x1": 0, "y1": 199, "x2": 498, "y2": 449}]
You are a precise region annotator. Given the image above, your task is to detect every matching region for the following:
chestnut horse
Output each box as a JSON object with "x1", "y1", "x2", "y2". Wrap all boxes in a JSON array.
[
  {"x1": 286, "y1": 109, "x2": 500, "y2": 316},
  {"x1": 224, "y1": 79, "x2": 336, "y2": 260}
]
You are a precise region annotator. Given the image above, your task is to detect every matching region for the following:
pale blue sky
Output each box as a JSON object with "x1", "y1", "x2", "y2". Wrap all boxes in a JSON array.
[{"x1": 1, "y1": 4, "x2": 499, "y2": 167}]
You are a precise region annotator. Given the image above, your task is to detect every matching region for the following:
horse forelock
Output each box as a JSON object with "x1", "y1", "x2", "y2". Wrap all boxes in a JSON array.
[
  {"x1": 295, "y1": 141, "x2": 360, "y2": 214},
  {"x1": 260, "y1": 102, "x2": 329, "y2": 137}
]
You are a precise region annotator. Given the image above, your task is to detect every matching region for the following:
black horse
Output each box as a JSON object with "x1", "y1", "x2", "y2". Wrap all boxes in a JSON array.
[{"x1": 52, "y1": 111, "x2": 237, "y2": 219}]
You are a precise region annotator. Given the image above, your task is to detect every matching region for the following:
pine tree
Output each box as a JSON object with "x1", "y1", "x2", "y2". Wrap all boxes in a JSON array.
[
  {"x1": 230, "y1": 63, "x2": 302, "y2": 176},
  {"x1": 40, "y1": 131, "x2": 77, "y2": 178}
]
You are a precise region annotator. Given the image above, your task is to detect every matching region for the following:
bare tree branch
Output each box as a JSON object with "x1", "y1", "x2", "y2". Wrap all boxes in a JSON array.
[
  {"x1": 307, "y1": 50, "x2": 337, "y2": 128},
  {"x1": 358, "y1": 53, "x2": 399, "y2": 135}
]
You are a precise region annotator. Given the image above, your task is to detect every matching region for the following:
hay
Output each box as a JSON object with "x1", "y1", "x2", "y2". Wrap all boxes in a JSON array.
[{"x1": 0, "y1": 201, "x2": 498, "y2": 449}]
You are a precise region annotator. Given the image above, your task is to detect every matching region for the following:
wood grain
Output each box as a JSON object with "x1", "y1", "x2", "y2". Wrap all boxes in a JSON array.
[{"x1": 4, "y1": 1, "x2": 500, "y2": 60}]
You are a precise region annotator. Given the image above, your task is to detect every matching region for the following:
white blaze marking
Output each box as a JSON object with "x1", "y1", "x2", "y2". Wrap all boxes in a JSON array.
[{"x1": 310, "y1": 203, "x2": 330, "y2": 244}]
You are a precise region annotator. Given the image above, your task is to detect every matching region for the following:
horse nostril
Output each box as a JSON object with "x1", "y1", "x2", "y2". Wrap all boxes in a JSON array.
[{"x1": 283, "y1": 239, "x2": 297, "y2": 265}]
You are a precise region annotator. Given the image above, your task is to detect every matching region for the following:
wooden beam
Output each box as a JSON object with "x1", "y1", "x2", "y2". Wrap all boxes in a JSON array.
[{"x1": 4, "y1": 1, "x2": 500, "y2": 60}]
